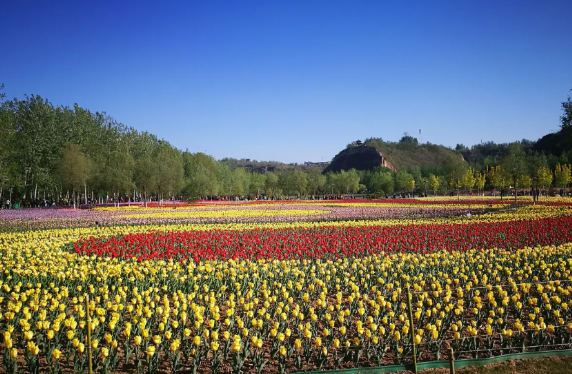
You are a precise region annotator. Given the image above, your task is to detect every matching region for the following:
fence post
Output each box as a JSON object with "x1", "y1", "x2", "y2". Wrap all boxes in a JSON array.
[
  {"x1": 86, "y1": 294, "x2": 93, "y2": 374},
  {"x1": 449, "y1": 346, "x2": 455, "y2": 374},
  {"x1": 406, "y1": 289, "x2": 417, "y2": 374}
]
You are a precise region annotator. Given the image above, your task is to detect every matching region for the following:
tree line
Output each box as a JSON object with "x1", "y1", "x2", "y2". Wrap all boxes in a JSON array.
[
  {"x1": 355, "y1": 89, "x2": 572, "y2": 202},
  {"x1": 0, "y1": 86, "x2": 437, "y2": 205},
  {"x1": 0, "y1": 87, "x2": 364, "y2": 206},
  {"x1": 359, "y1": 142, "x2": 571, "y2": 203},
  {"x1": 1, "y1": 85, "x2": 571, "y2": 207},
  {"x1": 456, "y1": 89, "x2": 572, "y2": 170}
]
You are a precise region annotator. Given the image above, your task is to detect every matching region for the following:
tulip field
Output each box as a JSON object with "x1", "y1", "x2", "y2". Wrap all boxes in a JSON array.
[{"x1": 2, "y1": 198, "x2": 572, "y2": 373}]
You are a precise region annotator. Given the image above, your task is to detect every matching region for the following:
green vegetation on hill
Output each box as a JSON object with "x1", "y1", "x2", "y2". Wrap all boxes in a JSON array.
[
  {"x1": 533, "y1": 127, "x2": 572, "y2": 161},
  {"x1": 325, "y1": 135, "x2": 466, "y2": 176},
  {"x1": 365, "y1": 136, "x2": 465, "y2": 170}
]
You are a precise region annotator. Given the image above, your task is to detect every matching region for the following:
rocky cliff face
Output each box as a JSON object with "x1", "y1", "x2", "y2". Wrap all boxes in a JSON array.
[{"x1": 323, "y1": 145, "x2": 395, "y2": 174}]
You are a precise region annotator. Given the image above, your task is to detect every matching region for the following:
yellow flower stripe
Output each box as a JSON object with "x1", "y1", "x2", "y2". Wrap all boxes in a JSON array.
[
  {"x1": 416, "y1": 195, "x2": 572, "y2": 202},
  {"x1": 296, "y1": 202, "x2": 505, "y2": 208},
  {"x1": 96, "y1": 202, "x2": 504, "y2": 211},
  {"x1": 1, "y1": 241, "x2": 571, "y2": 372}
]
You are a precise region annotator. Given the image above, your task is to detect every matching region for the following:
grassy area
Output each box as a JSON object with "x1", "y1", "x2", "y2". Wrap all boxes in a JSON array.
[{"x1": 424, "y1": 356, "x2": 572, "y2": 374}]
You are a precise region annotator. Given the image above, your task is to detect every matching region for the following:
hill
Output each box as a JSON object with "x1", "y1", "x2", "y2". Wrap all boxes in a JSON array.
[
  {"x1": 533, "y1": 126, "x2": 572, "y2": 156},
  {"x1": 324, "y1": 137, "x2": 465, "y2": 173},
  {"x1": 323, "y1": 145, "x2": 394, "y2": 174}
]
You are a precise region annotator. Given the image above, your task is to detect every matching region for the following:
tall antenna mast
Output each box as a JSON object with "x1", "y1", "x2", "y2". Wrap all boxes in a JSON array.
[{"x1": 419, "y1": 129, "x2": 422, "y2": 144}]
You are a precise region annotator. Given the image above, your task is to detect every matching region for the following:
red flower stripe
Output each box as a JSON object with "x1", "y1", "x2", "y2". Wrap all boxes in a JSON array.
[{"x1": 74, "y1": 216, "x2": 572, "y2": 263}]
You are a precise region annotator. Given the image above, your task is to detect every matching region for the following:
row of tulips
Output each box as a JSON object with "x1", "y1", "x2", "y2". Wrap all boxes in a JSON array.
[
  {"x1": 0, "y1": 204, "x2": 492, "y2": 232},
  {"x1": 73, "y1": 215, "x2": 572, "y2": 262},
  {"x1": 4, "y1": 198, "x2": 571, "y2": 233}
]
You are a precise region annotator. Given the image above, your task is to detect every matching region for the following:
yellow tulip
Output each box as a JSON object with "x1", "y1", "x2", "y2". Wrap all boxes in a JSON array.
[
  {"x1": 232, "y1": 339, "x2": 241, "y2": 352},
  {"x1": 100, "y1": 347, "x2": 109, "y2": 358},
  {"x1": 210, "y1": 341, "x2": 219, "y2": 351},
  {"x1": 146, "y1": 346, "x2": 155, "y2": 357},
  {"x1": 170, "y1": 340, "x2": 181, "y2": 352},
  {"x1": 294, "y1": 339, "x2": 302, "y2": 349}
]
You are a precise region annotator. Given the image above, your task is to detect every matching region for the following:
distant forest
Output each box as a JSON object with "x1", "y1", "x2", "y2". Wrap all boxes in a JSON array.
[{"x1": 0, "y1": 83, "x2": 571, "y2": 206}]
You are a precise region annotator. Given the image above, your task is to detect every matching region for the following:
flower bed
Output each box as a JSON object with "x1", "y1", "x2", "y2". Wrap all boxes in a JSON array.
[
  {"x1": 73, "y1": 216, "x2": 572, "y2": 262},
  {"x1": 0, "y1": 200, "x2": 572, "y2": 373}
]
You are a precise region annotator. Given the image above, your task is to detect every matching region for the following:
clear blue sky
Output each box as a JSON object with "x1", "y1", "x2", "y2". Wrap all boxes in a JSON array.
[{"x1": 2, "y1": 0, "x2": 572, "y2": 163}]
